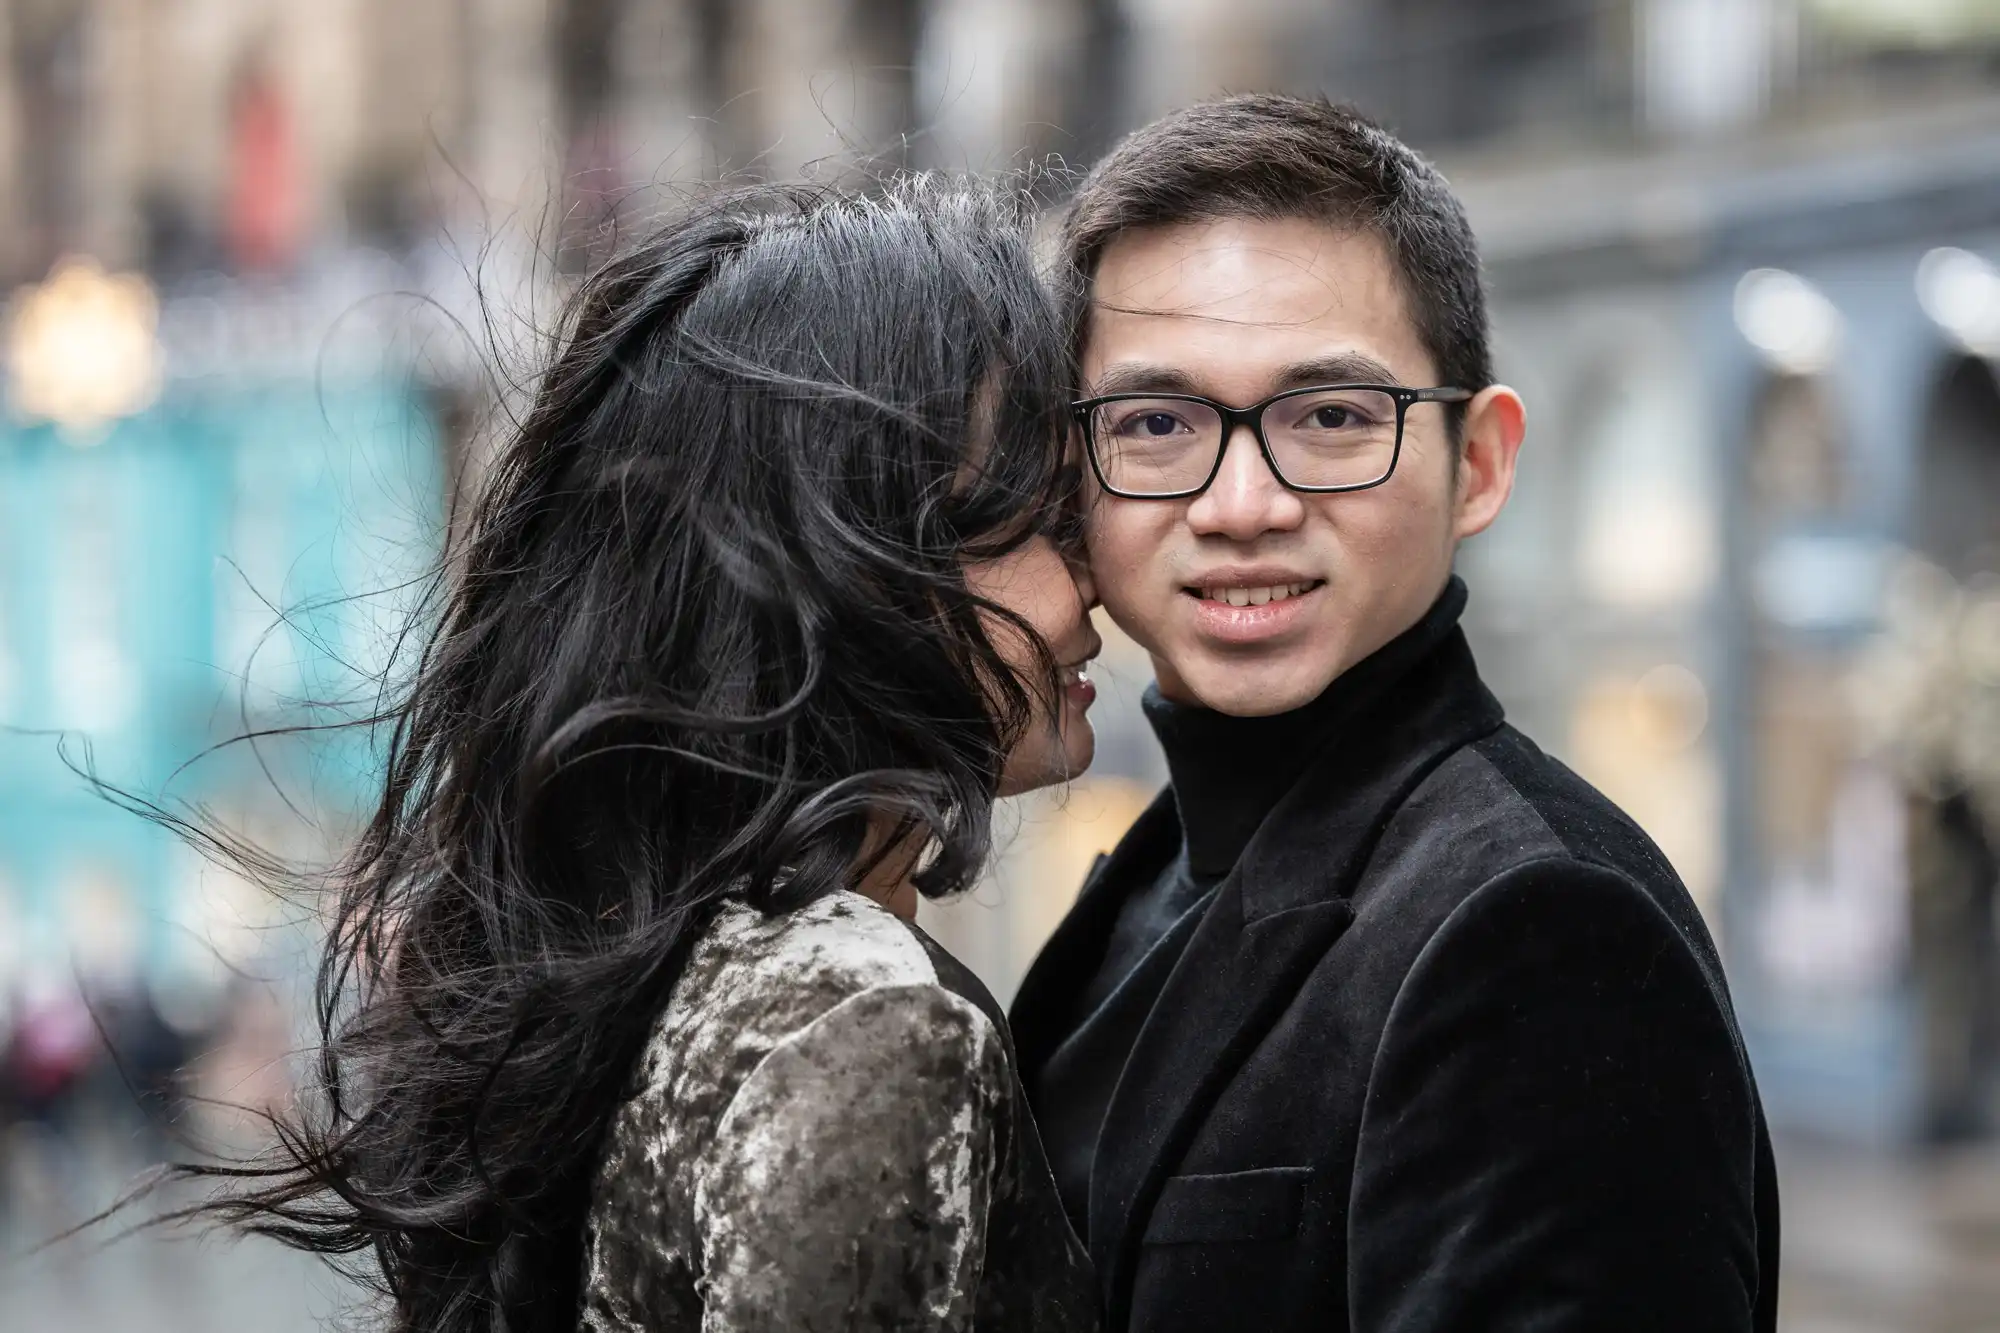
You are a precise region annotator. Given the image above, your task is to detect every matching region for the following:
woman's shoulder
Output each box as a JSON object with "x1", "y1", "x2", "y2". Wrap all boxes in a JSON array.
[
  {"x1": 584, "y1": 893, "x2": 1052, "y2": 1333},
  {"x1": 584, "y1": 893, "x2": 1019, "y2": 1330},
  {"x1": 693, "y1": 888, "x2": 953, "y2": 1006},
  {"x1": 625, "y1": 891, "x2": 1004, "y2": 1128},
  {"x1": 686, "y1": 889, "x2": 992, "y2": 1033}
]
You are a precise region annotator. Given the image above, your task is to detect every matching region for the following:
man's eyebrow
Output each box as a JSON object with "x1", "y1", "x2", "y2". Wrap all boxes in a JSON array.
[
  {"x1": 1269, "y1": 353, "x2": 1404, "y2": 389},
  {"x1": 1083, "y1": 354, "x2": 1410, "y2": 402},
  {"x1": 1082, "y1": 364, "x2": 1205, "y2": 397}
]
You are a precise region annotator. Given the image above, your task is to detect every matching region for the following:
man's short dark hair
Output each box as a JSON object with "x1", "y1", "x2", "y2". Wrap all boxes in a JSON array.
[{"x1": 1058, "y1": 94, "x2": 1492, "y2": 423}]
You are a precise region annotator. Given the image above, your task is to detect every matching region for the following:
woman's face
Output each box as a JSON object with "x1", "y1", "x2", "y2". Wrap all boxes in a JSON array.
[{"x1": 967, "y1": 535, "x2": 1102, "y2": 796}]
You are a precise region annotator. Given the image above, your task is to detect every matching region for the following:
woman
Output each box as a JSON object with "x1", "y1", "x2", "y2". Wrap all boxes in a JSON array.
[{"x1": 175, "y1": 179, "x2": 1102, "y2": 1332}]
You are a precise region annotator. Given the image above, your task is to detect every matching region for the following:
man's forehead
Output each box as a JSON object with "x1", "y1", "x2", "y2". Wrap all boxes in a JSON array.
[
  {"x1": 1081, "y1": 218, "x2": 1427, "y2": 387},
  {"x1": 1096, "y1": 218, "x2": 1408, "y2": 342},
  {"x1": 1090, "y1": 217, "x2": 1399, "y2": 320}
]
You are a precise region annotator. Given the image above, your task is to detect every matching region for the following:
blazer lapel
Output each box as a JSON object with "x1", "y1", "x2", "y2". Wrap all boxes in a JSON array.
[
  {"x1": 1008, "y1": 787, "x2": 1181, "y2": 1079},
  {"x1": 1084, "y1": 885, "x2": 1353, "y2": 1319},
  {"x1": 1086, "y1": 630, "x2": 1506, "y2": 1326}
]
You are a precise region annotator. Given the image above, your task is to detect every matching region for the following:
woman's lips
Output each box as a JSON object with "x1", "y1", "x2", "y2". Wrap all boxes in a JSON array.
[
  {"x1": 1181, "y1": 580, "x2": 1325, "y2": 644},
  {"x1": 1063, "y1": 661, "x2": 1097, "y2": 710},
  {"x1": 1059, "y1": 629, "x2": 1103, "y2": 712}
]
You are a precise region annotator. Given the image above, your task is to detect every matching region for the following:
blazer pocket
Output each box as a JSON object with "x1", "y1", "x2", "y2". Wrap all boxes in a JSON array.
[{"x1": 1142, "y1": 1166, "x2": 1313, "y2": 1245}]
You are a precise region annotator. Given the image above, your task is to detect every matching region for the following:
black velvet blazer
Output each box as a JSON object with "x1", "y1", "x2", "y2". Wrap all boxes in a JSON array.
[{"x1": 1011, "y1": 626, "x2": 1780, "y2": 1333}]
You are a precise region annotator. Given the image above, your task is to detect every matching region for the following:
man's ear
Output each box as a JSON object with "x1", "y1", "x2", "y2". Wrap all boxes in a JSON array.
[{"x1": 1453, "y1": 385, "x2": 1526, "y2": 541}]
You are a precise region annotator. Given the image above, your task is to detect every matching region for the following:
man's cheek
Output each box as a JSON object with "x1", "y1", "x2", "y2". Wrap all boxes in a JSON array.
[
  {"x1": 1087, "y1": 518, "x2": 1155, "y2": 596},
  {"x1": 1090, "y1": 550, "x2": 1171, "y2": 658},
  {"x1": 1327, "y1": 497, "x2": 1423, "y2": 566}
]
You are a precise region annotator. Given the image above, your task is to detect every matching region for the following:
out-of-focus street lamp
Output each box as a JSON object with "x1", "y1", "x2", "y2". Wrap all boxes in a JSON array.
[
  {"x1": 3, "y1": 255, "x2": 163, "y2": 442},
  {"x1": 1734, "y1": 267, "x2": 1844, "y2": 376},
  {"x1": 1917, "y1": 246, "x2": 2000, "y2": 357}
]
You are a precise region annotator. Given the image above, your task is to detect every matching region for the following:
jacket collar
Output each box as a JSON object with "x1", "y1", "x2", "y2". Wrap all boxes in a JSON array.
[
  {"x1": 1008, "y1": 788, "x2": 1181, "y2": 1080},
  {"x1": 1235, "y1": 613, "x2": 1496, "y2": 919}
]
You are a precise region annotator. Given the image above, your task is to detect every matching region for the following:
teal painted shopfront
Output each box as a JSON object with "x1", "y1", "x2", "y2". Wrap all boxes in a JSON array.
[{"x1": 0, "y1": 381, "x2": 444, "y2": 996}]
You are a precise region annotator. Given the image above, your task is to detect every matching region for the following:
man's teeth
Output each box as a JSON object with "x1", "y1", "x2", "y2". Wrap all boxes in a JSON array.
[{"x1": 1200, "y1": 582, "x2": 1316, "y2": 607}]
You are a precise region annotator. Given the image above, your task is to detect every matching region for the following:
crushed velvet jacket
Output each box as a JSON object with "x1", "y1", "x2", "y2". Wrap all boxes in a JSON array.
[
  {"x1": 1012, "y1": 599, "x2": 1781, "y2": 1332},
  {"x1": 579, "y1": 890, "x2": 1097, "y2": 1333}
]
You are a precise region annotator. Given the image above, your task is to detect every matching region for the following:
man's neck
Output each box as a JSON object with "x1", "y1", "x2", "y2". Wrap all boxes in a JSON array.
[{"x1": 1145, "y1": 681, "x2": 1358, "y2": 880}]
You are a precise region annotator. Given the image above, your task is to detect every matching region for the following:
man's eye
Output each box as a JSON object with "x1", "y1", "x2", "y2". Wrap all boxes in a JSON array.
[
  {"x1": 1115, "y1": 411, "x2": 1186, "y2": 438},
  {"x1": 1311, "y1": 406, "x2": 1353, "y2": 429}
]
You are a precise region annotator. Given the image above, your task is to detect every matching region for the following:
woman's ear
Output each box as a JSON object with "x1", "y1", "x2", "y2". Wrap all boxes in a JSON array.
[{"x1": 1453, "y1": 385, "x2": 1526, "y2": 541}]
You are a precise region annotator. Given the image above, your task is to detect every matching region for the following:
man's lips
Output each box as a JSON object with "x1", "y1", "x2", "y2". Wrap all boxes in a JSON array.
[
  {"x1": 1182, "y1": 578, "x2": 1323, "y2": 609},
  {"x1": 1179, "y1": 577, "x2": 1327, "y2": 645},
  {"x1": 1179, "y1": 565, "x2": 1324, "y2": 604}
]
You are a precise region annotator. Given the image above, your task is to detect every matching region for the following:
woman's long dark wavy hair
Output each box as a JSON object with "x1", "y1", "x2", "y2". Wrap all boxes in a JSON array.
[{"x1": 157, "y1": 177, "x2": 1076, "y2": 1332}]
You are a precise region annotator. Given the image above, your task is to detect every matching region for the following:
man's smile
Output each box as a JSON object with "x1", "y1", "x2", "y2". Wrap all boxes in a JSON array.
[
  {"x1": 1178, "y1": 575, "x2": 1328, "y2": 645},
  {"x1": 1183, "y1": 579, "x2": 1324, "y2": 607}
]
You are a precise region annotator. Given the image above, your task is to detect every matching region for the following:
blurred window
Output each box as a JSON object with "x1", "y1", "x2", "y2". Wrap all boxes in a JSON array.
[
  {"x1": 1574, "y1": 361, "x2": 1717, "y2": 610},
  {"x1": 10, "y1": 3, "x2": 87, "y2": 274},
  {"x1": 226, "y1": 61, "x2": 303, "y2": 274},
  {"x1": 1786, "y1": 0, "x2": 2000, "y2": 114},
  {"x1": 1308, "y1": 0, "x2": 1631, "y2": 149},
  {"x1": 1745, "y1": 372, "x2": 1907, "y2": 1005},
  {"x1": 1803, "y1": 0, "x2": 2000, "y2": 50},
  {"x1": 0, "y1": 516, "x2": 15, "y2": 725},
  {"x1": 1751, "y1": 374, "x2": 1849, "y2": 519},
  {"x1": 50, "y1": 459, "x2": 137, "y2": 733},
  {"x1": 0, "y1": 865, "x2": 17, "y2": 1006},
  {"x1": 1915, "y1": 356, "x2": 2000, "y2": 579},
  {"x1": 1570, "y1": 662, "x2": 1724, "y2": 918},
  {"x1": 1642, "y1": 0, "x2": 1792, "y2": 134},
  {"x1": 216, "y1": 432, "x2": 302, "y2": 709},
  {"x1": 61, "y1": 861, "x2": 140, "y2": 986}
]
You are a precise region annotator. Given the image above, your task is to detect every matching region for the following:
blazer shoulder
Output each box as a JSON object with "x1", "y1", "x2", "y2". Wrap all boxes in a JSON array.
[
  {"x1": 1469, "y1": 725, "x2": 1686, "y2": 885},
  {"x1": 1354, "y1": 725, "x2": 1718, "y2": 973},
  {"x1": 1383, "y1": 724, "x2": 1687, "y2": 894}
]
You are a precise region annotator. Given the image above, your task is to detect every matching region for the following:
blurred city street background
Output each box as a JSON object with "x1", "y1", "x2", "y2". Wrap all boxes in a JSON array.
[{"x1": 4, "y1": 1, "x2": 2000, "y2": 1329}]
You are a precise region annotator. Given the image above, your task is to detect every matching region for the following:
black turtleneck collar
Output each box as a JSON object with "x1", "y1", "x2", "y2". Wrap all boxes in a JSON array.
[{"x1": 1142, "y1": 577, "x2": 1469, "y2": 881}]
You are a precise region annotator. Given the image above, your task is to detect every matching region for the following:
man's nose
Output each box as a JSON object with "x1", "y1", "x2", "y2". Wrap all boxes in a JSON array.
[{"x1": 1185, "y1": 423, "x2": 1307, "y2": 540}]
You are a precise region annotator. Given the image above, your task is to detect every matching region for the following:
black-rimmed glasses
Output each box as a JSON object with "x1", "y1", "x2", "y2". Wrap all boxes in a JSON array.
[{"x1": 1072, "y1": 383, "x2": 1472, "y2": 499}]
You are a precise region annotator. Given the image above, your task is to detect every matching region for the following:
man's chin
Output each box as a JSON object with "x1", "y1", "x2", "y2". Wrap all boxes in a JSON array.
[{"x1": 1168, "y1": 657, "x2": 1337, "y2": 718}]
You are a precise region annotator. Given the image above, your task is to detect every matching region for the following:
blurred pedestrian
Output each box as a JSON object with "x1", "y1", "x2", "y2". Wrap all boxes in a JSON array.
[
  {"x1": 4, "y1": 976, "x2": 97, "y2": 1136},
  {"x1": 1, "y1": 974, "x2": 98, "y2": 1229}
]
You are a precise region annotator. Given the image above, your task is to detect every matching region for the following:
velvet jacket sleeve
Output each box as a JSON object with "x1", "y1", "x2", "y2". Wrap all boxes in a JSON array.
[
  {"x1": 691, "y1": 983, "x2": 1010, "y2": 1333},
  {"x1": 1347, "y1": 860, "x2": 1764, "y2": 1332}
]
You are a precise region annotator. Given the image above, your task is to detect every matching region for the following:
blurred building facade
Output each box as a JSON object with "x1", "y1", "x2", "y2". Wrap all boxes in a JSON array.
[{"x1": 3, "y1": 0, "x2": 2000, "y2": 1149}]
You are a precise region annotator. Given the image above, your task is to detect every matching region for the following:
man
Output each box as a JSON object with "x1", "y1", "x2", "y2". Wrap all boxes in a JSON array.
[{"x1": 1012, "y1": 94, "x2": 1779, "y2": 1332}]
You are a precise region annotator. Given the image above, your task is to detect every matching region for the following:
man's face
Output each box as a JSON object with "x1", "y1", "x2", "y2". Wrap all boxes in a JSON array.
[{"x1": 1081, "y1": 216, "x2": 1516, "y2": 717}]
